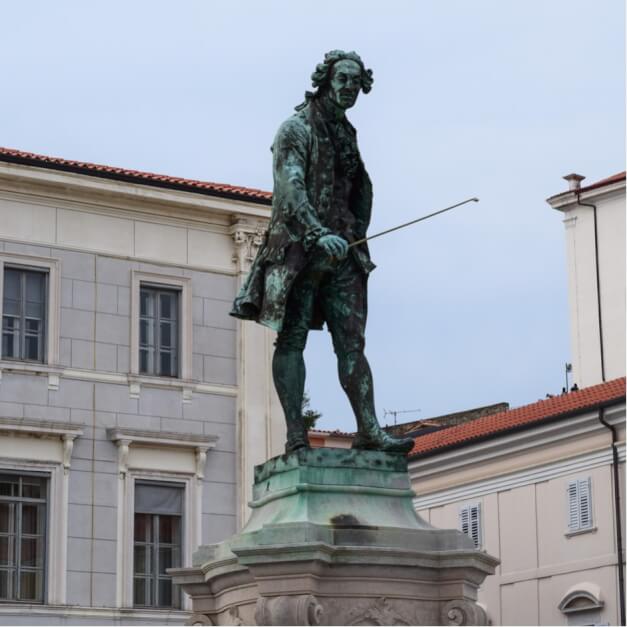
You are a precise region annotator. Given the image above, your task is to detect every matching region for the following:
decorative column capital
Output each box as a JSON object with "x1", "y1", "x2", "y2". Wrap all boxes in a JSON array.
[{"x1": 231, "y1": 219, "x2": 267, "y2": 272}]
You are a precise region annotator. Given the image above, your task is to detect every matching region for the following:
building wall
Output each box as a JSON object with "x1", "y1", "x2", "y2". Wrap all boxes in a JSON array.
[
  {"x1": 556, "y1": 184, "x2": 626, "y2": 387},
  {"x1": 0, "y1": 165, "x2": 283, "y2": 624},
  {"x1": 411, "y1": 405, "x2": 626, "y2": 626}
]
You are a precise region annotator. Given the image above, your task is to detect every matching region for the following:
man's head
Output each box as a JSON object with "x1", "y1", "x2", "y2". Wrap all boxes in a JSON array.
[{"x1": 306, "y1": 50, "x2": 373, "y2": 111}]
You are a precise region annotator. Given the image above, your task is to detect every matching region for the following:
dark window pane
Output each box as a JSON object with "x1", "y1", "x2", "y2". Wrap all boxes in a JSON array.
[
  {"x1": 140, "y1": 290, "x2": 153, "y2": 317},
  {"x1": 134, "y1": 577, "x2": 150, "y2": 606},
  {"x1": 0, "y1": 503, "x2": 13, "y2": 534},
  {"x1": 19, "y1": 570, "x2": 41, "y2": 602},
  {"x1": 0, "y1": 537, "x2": 14, "y2": 567},
  {"x1": 21, "y1": 478, "x2": 43, "y2": 500},
  {"x1": 158, "y1": 547, "x2": 173, "y2": 574},
  {"x1": 25, "y1": 273, "x2": 44, "y2": 303},
  {"x1": 20, "y1": 538, "x2": 43, "y2": 567},
  {"x1": 0, "y1": 569, "x2": 12, "y2": 599},
  {"x1": 2, "y1": 331, "x2": 17, "y2": 359},
  {"x1": 139, "y1": 349, "x2": 150, "y2": 374},
  {"x1": 25, "y1": 318, "x2": 41, "y2": 333},
  {"x1": 134, "y1": 544, "x2": 150, "y2": 575},
  {"x1": 0, "y1": 477, "x2": 18, "y2": 497},
  {"x1": 159, "y1": 293, "x2": 173, "y2": 320},
  {"x1": 3, "y1": 298, "x2": 19, "y2": 316},
  {"x1": 158, "y1": 578, "x2": 173, "y2": 607},
  {"x1": 159, "y1": 352, "x2": 171, "y2": 376},
  {"x1": 21, "y1": 505, "x2": 42, "y2": 535},
  {"x1": 3, "y1": 270, "x2": 20, "y2": 300},
  {"x1": 160, "y1": 321, "x2": 172, "y2": 348},
  {"x1": 24, "y1": 335, "x2": 40, "y2": 361},
  {"x1": 134, "y1": 513, "x2": 151, "y2": 543},
  {"x1": 158, "y1": 516, "x2": 180, "y2": 544},
  {"x1": 139, "y1": 319, "x2": 151, "y2": 346}
]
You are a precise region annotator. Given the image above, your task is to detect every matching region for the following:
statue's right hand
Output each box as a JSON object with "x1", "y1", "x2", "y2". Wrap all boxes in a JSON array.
[{"x1": 316, "y1": 234, "x2": 348, "y2": 259}]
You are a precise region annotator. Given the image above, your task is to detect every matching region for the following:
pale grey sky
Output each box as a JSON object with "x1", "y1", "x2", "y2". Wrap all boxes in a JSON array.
[{"x1": 1, "y1": 1, "x2": 624, "y2": 431}]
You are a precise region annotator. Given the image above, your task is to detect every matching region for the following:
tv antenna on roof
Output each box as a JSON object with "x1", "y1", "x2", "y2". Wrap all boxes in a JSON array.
[{"x1": 383, "y1": 408, "x2": 421, "y2": 426}]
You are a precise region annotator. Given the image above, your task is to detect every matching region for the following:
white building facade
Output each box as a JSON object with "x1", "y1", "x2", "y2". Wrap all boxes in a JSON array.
[
  {"x1": 0, "y1": 147, "x2": 284, "y2": 624},
  {"x1": 547, "y1": 172, "x2": 626, "y2": 388}
]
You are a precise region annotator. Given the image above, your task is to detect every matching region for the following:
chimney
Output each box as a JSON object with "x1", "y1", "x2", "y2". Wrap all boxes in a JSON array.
[{"x1": 563, "y1": 173, "x2": 585, "y2": 191}]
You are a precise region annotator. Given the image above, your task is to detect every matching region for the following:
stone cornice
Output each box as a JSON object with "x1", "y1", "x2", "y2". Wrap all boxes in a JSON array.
[
  {"x1": 107, "y1": 427, "x2": 218, "y2": 450},
  {"x1": 0, "y1": 161, "x2": 271, "y2": 224},
  {"x1": 547, "y1": 180, "x2": 625, "y2": 210}
]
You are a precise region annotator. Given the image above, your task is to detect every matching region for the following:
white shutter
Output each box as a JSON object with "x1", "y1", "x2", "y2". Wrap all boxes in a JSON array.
[
  {"x1": 460, "y1": 505, "x2": 470, "y2": 536},
  {"x1": 459, "y1": 503, "x2": 481, "y2": 548},
  {"x1": 567, "y1": 480, "x2": 579, "y2": 530},
  {"x1": 579, "y1": 478, "x2": 592, "y2": 529},
  {"x1": 567, "y1": 477, "x2": 593, "y2": 531},
  {"x1": 470, "y1": 503, "x2": 481, "y2": 547}
]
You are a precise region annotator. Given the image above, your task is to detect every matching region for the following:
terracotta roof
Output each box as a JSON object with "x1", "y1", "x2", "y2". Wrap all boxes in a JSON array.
[
  {"x1": 0, "y1": 146, "x2": 272, "y2": 205},
  {"x1": 409, "y1": 378, "x2": 626, "y2": 458},
  {"x1": 308, "y1": 428, "x2": 354, "y2": 438},
  {"x1": 579, "y1": 171, "x2": 626, "y2": 193}
]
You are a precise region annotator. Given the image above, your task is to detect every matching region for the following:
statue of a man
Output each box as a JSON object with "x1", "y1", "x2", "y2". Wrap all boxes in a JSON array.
[{"x1": 231, "y1": 50, "x2": 414, "y2": 454}]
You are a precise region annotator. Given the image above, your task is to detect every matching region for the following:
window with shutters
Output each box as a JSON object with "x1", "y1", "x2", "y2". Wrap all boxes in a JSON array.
[
  {"x1": 1, "y1": 267, "x2": 47, "y2": 363},
  {"x1": 0, "y1": 474, "x2": 47, "y2": 603},
  {"x1": 133, "y1": 482, "x2": 183, "y2": 609},
  {"x1": 566, "y1": 478, "x2": 594, "y2": 534},
  {"x1": 139, "y1": 286, "x2": 180, "y2": 378},
  {"x1": 459, "y1": 502, "x2": 481, "y2": 548}
]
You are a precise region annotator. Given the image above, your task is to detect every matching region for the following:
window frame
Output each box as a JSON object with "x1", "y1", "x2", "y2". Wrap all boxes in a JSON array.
[
  {"x1": 132, "y1": 480, "x2": 184, "y2": 609},
  {"x1": 130, "y1": 272, "x2": 192, "y2": 382},
  {"x1": 459, "y1": 502, "x2": 482, "y2": 549},
  {"x1": 0, "y1": 472, "x2": 49, "y2": 604},
  {"x1": 0, "y1": 254, "x2": 60, "y2": 369}
]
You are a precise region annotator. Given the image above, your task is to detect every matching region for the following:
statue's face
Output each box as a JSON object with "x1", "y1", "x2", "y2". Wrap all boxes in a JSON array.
[{"x1": 328, "y1": 59, "x2": 362, "y2": 110}]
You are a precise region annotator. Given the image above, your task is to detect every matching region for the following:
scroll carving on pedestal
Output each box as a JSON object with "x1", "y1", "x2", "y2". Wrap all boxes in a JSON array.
[
  {"x1": 255, "y1": 594, "x2": 323, "y2": 626},
  {"x1": 441, "y1": 600, "x2": 488, "y2": 626}
]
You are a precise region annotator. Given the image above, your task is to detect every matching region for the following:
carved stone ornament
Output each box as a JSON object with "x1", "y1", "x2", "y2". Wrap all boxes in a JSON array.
[
  {"x1": 347, "y1": 597, "x2": 411, "y2": 626},
  {"x1": 231, "y1": 221, "x2": 266, "y2": 269},
  {"x1": 185, "y1": 613, "x2": 213, "y2": 626},
  {"x1": 440, "y1": 600, "x2": 488, "y2": 626},
  {"x1": 255, "y1": 594, "x2": 323, "y2": 626},
  {"x1": 226, "y1": 606, "x2": 244, "y2": 625}
]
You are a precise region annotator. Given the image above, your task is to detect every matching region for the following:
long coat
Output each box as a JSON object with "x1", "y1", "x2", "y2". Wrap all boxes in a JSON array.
[{"x1": 230, "y1": 99, "x2": 375, "y2": 332}]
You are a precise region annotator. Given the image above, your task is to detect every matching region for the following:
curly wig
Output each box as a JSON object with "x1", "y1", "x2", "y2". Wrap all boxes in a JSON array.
[{"x1": 295, "y1": 50, "x2": 373, "y2": 110}]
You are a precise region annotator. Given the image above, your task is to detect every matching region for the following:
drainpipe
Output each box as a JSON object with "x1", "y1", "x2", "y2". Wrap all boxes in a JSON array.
[{"x1": 598, "y1": 406, "x2": 625, "y2": 626}]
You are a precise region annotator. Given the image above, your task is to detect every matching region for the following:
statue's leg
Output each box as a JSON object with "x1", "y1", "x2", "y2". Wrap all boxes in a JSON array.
[
  {"x1": 273, "y1": 271, "x2": 316, "y2": 453},
  {"x1": 321, "y1": 260, "x2": 414, "y2": 453}
]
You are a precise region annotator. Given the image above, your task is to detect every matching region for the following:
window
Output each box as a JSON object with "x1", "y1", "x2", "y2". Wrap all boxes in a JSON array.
[
  {"x1": 2, "y1": 268, "x2": 47, "y2": 363},
  {"x1": 139, "y1": 287, "x2": 179, "y2": 377},
  {"x1": 459, "y1": 502, "x2": 481, "y2": 548},
  {"x1": 567, "y1": 478, "x2": 593, "y2": 532},
  {"x1": 133, "y1": 482, "x2": 182, "y2": 608},
  {"x1": 0, "y1": 474, "x2": 47, "y2": 603}
]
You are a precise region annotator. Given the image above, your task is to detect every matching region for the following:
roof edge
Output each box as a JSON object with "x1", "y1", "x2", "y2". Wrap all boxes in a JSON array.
[
  {"x1": 408, "y1": 396, "x2": 625, "y2": 461},
  {"x1": 0, "y1": 148, "x2": 273, "y2": 206}
]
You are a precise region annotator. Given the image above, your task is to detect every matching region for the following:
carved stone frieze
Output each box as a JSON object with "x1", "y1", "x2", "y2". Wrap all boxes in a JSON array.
[
  {"x1": 346, "y1": 597, "x2": 412, "y2": 626},
  {"x1": 255, "y1": 594, "x2": 323, "y2": 626}
]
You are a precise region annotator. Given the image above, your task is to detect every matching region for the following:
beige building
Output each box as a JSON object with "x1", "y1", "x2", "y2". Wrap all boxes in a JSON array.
[
  {"x1": 408, "y1": 171, "x2": 626, "y2": 626},
  {"x1": 547, "y1": 172, "x2": 626, "y2": 388},
  {"x1": 410, "y1": 379, "x2": 625, "y2": 626},
  {"x1": 0, "y1": 147, "x2": 283, "y2": 624}
]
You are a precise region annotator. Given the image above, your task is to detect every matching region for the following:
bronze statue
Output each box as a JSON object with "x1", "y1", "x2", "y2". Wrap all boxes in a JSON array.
[{"x1": 231, "y1": 50, "x2": 414, "y2": 454}]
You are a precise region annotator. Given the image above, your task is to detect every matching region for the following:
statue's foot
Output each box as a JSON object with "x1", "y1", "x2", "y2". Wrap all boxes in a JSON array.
[
  {"x1": 352, "y1": 430, "x2": 415, "y2": 454},
  {"x1": 285, "y1": 431, "x2": 310, "y2": 454}
]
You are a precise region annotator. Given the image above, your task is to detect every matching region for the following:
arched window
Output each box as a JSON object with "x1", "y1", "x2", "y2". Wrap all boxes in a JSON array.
[{"x1": 558, "y1": 583, "x2": 604, "y2": 626}]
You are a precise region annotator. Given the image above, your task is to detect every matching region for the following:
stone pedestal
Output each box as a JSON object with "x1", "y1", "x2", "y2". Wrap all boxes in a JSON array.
[{"x1": 170, "y1": 448, "x2": 498, "y2": 626}]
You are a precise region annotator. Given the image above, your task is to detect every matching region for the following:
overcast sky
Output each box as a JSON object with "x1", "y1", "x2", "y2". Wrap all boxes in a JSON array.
[{"x1": 1, "y1": 1, "x2": 624, "y2": 432}]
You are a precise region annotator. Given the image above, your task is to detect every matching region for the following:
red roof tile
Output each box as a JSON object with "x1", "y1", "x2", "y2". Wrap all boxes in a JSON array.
[
  {"x1": 579, "y1": 171, "x2": 626, "y2": 193},
  {"x1": 0, "y1": 146, "x2": 272, "y2": 204},
  {"x1": 410, "y1": 378, "x2": 626, "y2": 458}
]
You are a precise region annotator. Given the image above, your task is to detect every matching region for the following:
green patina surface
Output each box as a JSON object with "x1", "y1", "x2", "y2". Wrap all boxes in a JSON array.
[{"x1": 230, "y1": 50, "x2": 415, "y2": 455}]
